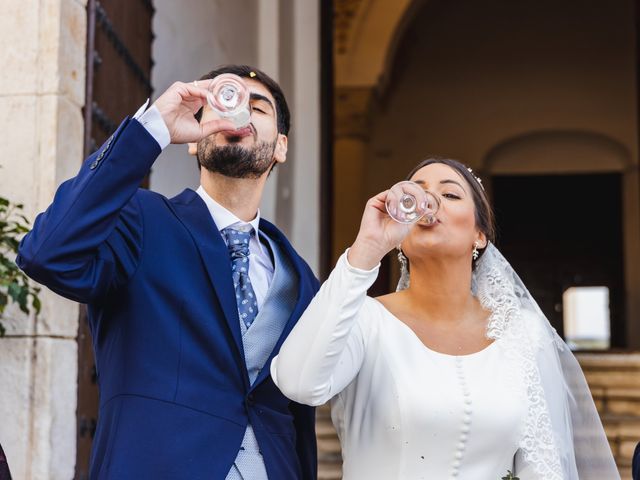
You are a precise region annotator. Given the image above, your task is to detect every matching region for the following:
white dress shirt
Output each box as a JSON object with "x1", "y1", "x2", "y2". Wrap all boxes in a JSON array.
[{"x1": 195, "y1": 186, "x2": 274, "y2": 308}]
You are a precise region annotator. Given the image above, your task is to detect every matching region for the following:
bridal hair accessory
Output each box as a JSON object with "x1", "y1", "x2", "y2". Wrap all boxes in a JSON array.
[
  {"x1": 472, "y1": 241, "x2": 480, "y2": 261},
  {"x1": 467, "y1": 167, "x2": 484, "y2": 191}
]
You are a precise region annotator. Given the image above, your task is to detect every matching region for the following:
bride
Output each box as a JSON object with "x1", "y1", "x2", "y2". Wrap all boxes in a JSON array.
[{"x1": 271, "y1": 158, "x2": 619, "y2": 479}]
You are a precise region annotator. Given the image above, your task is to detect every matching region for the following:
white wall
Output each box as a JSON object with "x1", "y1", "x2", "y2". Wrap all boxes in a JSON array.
[
  {"x1": 151, "y1": 0, "x2": 321, "y2": 273},
  {"x1": 150, "y1": 0, "x2": 258, "y2": 199}
]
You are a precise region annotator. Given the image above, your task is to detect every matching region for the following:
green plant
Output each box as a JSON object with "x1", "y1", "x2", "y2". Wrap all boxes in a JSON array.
[{"x1": 0, "y1": 196, "x2": 41, "y2": 336}]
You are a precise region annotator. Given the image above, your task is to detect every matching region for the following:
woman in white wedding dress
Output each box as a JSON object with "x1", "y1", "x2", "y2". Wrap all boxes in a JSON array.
[{"x1": 271, "y1": 159, "x2": 619, "y2": 480}]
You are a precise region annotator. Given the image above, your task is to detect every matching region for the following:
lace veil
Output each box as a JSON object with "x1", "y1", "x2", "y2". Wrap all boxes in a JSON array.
[{"x1": 397, "y1": 243, "x2": 619, "y2": 479}]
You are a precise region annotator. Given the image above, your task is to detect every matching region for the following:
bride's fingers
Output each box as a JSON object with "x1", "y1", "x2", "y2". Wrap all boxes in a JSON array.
[{"x1": 368, "y1": 190, "x2": 389, "y2": 214}]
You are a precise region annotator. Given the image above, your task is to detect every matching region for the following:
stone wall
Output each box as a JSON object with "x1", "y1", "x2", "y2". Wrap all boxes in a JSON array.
[
  {"x1": 317, "y1": 353, "x2": 640, "y2": 480},
  {"x1": 0, "y1": 0, "x2": 86, "y2": 478},
  {"x1": 579, "y1": 353, "x2": 640, "y2": 480}
]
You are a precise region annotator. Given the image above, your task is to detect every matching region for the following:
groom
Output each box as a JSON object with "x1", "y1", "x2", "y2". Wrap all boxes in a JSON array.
[{"x1": 17, "y1": 65, "x2": 319, "y2": 479}]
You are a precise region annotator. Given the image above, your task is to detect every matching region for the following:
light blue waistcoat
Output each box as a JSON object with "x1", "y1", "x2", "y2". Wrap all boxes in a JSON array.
[{"x1": 226, "y1": 232, "x2": 299, "y2": 480}]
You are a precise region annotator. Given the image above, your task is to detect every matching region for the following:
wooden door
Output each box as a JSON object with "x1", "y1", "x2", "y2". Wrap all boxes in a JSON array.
[
  {"x1": 491, "y1": 173, "x2": 626, "y2": 349},
  {"x1": 76, "y1": 1, "x2": 153, "y2": 478}
]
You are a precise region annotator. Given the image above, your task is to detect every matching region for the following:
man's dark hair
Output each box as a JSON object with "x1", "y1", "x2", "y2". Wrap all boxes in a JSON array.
[{"x1": 194, "y1": 65, "x2": 290, "y2": 135}]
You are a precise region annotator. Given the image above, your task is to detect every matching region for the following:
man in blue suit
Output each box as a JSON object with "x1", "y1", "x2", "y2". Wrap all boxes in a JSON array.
[{"x1": 17, "y1": 65, "x2": 319, "y2": 479}]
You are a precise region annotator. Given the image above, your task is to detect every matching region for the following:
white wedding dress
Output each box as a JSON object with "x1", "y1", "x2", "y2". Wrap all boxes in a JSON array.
[
  {"x1": 272, "y1": 248, "x2": 620, "y2": 480},
  {"x1": 272, "y1": 253, "x2": 539, "y2": 479}
]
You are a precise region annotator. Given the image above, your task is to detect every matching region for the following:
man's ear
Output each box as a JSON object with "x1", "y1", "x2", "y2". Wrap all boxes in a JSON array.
[
  {"x1": 188, "y1": 142, "x2": 197, "y2": 156},
  {"x1": 273, "y1": 134, "x2": 288, "y2": 164}
]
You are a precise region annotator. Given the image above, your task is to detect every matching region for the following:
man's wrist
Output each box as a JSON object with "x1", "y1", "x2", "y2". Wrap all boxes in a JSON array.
[{"x1": 133, "y1": 100, "x2": 171, "y2": 150}]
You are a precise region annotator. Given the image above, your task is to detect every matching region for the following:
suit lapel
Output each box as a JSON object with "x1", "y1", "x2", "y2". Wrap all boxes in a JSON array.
[
  {"x1": 169, "y1": 189, "x2": 247, "y2": 376},
  {"x1": 251, "y1": 219, "x2": 315, "y2": 389}
]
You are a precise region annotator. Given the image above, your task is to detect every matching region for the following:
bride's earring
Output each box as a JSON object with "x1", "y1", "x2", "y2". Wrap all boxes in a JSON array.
[
  {"x1": 472, "y1": 241, "x2": 480, "y2": 261},
  {"x1": 396, "y1": 247, "x2": 410, "y2": 291},
  {"x1": 397, "y1": 248, "x2": 408, "y2": 274}
]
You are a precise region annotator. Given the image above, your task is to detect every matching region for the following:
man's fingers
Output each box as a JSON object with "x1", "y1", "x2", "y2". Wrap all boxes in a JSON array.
[
  {"x1": 200, "y1": 119, "x2": 237, "y2": 138},
  {"x1": 190, "y1": 78, "x2": 215, "y2": 90},
  {"x1": 181, "y1": 82, "x2": 210, "y2": 102}
]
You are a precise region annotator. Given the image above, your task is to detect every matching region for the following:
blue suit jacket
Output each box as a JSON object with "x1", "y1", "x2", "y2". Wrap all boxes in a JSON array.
[{"x1": 17, "y1": 118, "x2": 320, "y2": 479}]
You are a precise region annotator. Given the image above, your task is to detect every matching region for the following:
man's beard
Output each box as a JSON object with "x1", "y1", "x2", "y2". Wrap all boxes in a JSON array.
[{"x1": 197, "y1": 137, "x2": 277, "y2": 179}]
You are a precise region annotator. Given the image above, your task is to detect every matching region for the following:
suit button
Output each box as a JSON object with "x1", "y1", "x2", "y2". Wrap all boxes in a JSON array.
[
  {"x1": 90, "y1": 160, "x2": 99, "y2": 170},
  {"x1": 246, "y1": 394, "x2": 255, "y2": 407}
]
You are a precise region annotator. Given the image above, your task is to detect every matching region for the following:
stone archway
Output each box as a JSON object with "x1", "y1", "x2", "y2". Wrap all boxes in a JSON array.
[
  {"x1": 484, "y1": 129, "x2": 632, "y2": 175},
  {"x1": 481, "y1": 129, "x2": 640, "y2": 352},
  {"x1": 328, "y1": 0, "x2": 640, "y2": 476}
]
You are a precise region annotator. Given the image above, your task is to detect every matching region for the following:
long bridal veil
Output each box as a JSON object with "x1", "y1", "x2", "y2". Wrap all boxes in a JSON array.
[{"x1": 398, "y1": 243, "x2": 620, "y2": 479}]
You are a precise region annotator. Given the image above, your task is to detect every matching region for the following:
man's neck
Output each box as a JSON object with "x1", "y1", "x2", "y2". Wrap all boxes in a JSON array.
[{"x1": 200, "y1": 171, "x2": 266, "y2": 222}]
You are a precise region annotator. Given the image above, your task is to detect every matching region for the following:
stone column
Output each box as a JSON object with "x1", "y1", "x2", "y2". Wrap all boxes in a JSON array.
[
  {"x1": 275, "y1": 0, "x2": 322, "y2": 274},
  {"x1": 0, "y1": 0, "x2": 86, "y2": 478},
  {"x1": 332, "y1": 86, "x2": 373, "y2": 262}
]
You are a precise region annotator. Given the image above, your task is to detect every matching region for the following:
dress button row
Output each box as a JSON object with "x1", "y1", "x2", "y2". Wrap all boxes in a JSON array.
[{"x1": 450, "y1": 357, "x2": 472, "y2": 478}]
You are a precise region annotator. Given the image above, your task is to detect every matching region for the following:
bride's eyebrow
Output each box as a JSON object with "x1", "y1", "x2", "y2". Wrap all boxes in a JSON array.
[
  {"x1": 414, "y1": 178, "x2": 467, "y2": 193},
  {"x1": 440, "y1": 179, "x2": 467, "y2": 193}
]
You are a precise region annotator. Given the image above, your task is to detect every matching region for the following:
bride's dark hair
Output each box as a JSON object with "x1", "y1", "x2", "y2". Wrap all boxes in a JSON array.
[{"x1": 405, "y1": 157, "x2": 496, "y2": 262}]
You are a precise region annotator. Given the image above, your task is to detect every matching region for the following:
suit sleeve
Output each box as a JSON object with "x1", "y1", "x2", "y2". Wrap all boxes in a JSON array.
[
  {"x1": 16, "y1": 118, "x2": 161, "y2": 303},
  {"x1": 289, "y1": 401, "x2": 318, "y2": 480}
]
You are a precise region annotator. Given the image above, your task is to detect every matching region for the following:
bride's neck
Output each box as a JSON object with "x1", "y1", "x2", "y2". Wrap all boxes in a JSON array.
[{"x1": 404, "y1": 256, "x2": 476, "y2": 322}]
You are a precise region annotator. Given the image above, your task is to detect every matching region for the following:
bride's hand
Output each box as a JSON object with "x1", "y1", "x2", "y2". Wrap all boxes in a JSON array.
[{"x1": 348, "y1": 188, "x2": 412, "y2": 270}]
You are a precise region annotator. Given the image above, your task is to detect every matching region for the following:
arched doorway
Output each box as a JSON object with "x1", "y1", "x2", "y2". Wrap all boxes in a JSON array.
[{"x1": 328, "y1": 0, "x2": 640, "y2": 476}]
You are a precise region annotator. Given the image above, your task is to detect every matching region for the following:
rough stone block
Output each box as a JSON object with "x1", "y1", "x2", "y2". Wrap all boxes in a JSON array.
[
  {"x1": 36, "y1": 0, "x2": 64, "y2": 97},
  {"x1": 28, "y1": 338, "x2": 78, "y2": 480},
  {"x1": 0, "y1": 94, "x2": 82, "y2": 337},
  {"x1": 59, "y1": 0, "x2": 87, "y2": 107},
  {"x1": 0, "y1": 2, "x2": 39, "y2": 94},
  {"x1": 620, "y1": 439, "x2": 639, "y2": 462},
  {"x1": 584, "y1": 371, "x2": 640, "y2": 389},
  {"x1": 0, "y1": 337, "x2": 77, "y2": 480},
  {"x1": 608, "y1": 388, "x2": 640, "y2": 400},
  {"x1": 0, "y1": 338, "x2": 34, "y2": 480},
  {"x1": 0, "y1": 0, "x2": 86, "y2": 103},
  {"x1": 37, "y1": 288, "x2": 79, "y2": 338},
  {"x1": 619, "y1": 420, "x2": 640, "y2": 438},
  {"x1": 607, "y1": 399, "x2": 640, "y2": 416},
  {"x1": 0, "y1": 95, "x2": 39, "y2": 213}
]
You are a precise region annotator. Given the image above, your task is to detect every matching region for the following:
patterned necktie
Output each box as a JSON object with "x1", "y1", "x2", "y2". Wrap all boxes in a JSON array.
[{"x1": 221, "y1": 226, "x2": 259, "y2": 329}]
